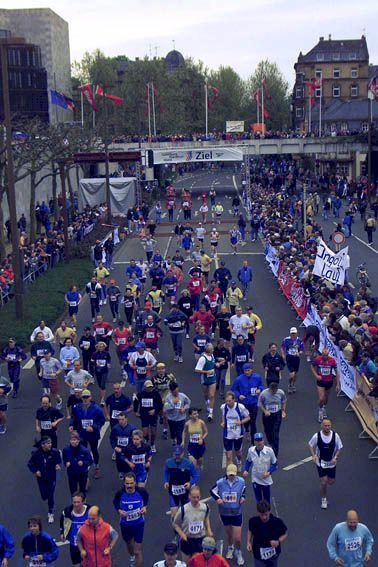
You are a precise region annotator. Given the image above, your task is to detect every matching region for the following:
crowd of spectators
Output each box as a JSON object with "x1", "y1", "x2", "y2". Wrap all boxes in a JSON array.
[
  {"x1": 247, "y1": 158, "x2": 378, "y2": 392},
  {"x1": 0, "y1": 201, "x2": 108, "y2": 304}
]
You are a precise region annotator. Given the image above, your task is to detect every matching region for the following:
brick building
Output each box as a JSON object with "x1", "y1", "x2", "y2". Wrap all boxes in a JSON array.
[{"x1": 292, "y1": 35, "x2": 372, "y2": 132}]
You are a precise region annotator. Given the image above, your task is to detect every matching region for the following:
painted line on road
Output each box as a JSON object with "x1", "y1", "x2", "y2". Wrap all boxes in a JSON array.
[
  {"x1": 98, "y1": 421, "x2": 110, "y2": 447},
  {"x1": 282, "y1": 456, "x2": 312, "y2": 471},
  {"x1": 57, "y1": 541, "x2": 69, "y2": 547},
  {"x1": 225, "y1": 367, "x2": 231, "y2": 386},
  {"x1": 165, "y1": 496, "x2": 212, "y2": 515},
  {"x1": 218, "y1": 539, "x2": 224, "y2": 556},
  {"x1": 332, "y1": 222, "x2": 378, "y2": 255},
  {"x1": 23, "y1": 358, "x2": 35, "y2": 370},
  {"x1": 222, "y1": 450, "x2": 227, "y2": 469},
  {"x1": 217, "y1": 252, "x2": 264, "y2": 256},
  {"x1": 271, "y1": 496, "x2": 279, "y2": 517}
]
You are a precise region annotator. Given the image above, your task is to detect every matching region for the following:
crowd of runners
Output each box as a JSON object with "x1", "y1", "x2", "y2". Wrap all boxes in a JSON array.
[{"x1": 0, "y1": 160, "x2": 376, "y2": 567}]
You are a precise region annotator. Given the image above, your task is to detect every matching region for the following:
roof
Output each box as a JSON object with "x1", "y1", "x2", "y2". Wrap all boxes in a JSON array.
[
  {"x1": 310, "y1": 99, "x2": 378, "y2": 121},
  {"x1": 165, "y1": 50, "x2": 184, "y2": 72},
  {"x1": 297, "y1": 35, "x2": 369, "y2": 64},
  {"x1": 369, "y1": 64, "x2": 378, "y2": 80}
]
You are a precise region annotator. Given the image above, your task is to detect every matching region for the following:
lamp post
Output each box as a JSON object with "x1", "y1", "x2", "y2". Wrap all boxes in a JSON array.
[{"x1": 0, "y1": 37, "x2": 25, "y2": 319}]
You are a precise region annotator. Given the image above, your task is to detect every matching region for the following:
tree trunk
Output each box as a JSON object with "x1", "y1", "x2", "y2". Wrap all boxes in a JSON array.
[
  {"x1": 66, "y1": 166, "x2": 76, "y2": 220},
  {"x1": 51, "y1": 164, "x2": 59, "y2": 222},
  {"x1": 0, "y1": 189, "x2": 6, "y2": 261},
  {"x1": 29, "y1": 170, "x2": 37, "y2": 242}
]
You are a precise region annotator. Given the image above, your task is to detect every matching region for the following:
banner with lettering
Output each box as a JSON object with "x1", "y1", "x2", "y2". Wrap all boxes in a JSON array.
[
  {"x1": 313, "y1": 239, "x2": 349, "y2": 285},
  {"x1": 277, "y1": 262, "x2": 309, "y2": 320}
]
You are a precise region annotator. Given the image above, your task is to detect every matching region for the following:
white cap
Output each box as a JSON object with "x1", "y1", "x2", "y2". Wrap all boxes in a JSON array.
[{"x1": 290, "y1": 327, "x2": 298, "y2": 334}]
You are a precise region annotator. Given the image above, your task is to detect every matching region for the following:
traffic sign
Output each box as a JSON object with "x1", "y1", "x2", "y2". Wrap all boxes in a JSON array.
[{"x1": 332, "y1": 231, "x2": 345, "y2": 245}]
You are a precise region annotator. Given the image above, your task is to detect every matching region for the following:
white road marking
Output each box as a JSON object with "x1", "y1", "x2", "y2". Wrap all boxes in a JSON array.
[
  {"x1": 225, "y1": 367, "x2": 231, "y2": 386},
  {"x1": 98, "y1": 421, "x2": 110, "y2": 446},
  {"x1": 332, "y1": 221, "x2": 378, "y2": 254},
  {"x1": 57, "y1": 541, "x2": 69, "y2": 547},
  {"x1": 120, "y1": 380, "x2": 126, "y2": 387},
  {"x1": 218, "y1": 539, "x2": 224, "y2": 556},
  {"x1": 222, "y1": 450, "x2": 227, "y2": 469},
  {"x1": 282, "y1": 456, "x2": 313, "y2": 471},
  {"x1": 271, "y1": 496, "x2": 279, "y2": 516},
  {"x1": 217, "y1": 252, "x2": 264, "y2": 256},
  {"x1": 165, "y1": 496, "x2": 212, "y2": 515},
  {"x1": 23, "y1": 358, "x2": 35, "y2": 370},
  {"x1": 161, "y1": 212, "x2": 167, "y2": 219}
]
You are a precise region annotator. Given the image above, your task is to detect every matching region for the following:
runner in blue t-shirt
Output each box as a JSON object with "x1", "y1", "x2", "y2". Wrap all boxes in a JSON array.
[{"x1": 280, "y1": 327, "x2": 304, "y2": 393}]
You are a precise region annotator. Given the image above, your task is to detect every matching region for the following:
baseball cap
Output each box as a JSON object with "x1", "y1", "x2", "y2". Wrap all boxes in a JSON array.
[
  {"x1": 164, "y1": 542, "x2": 178, "y2": 555},
  {"x1": 254, "y1": 432, "x2": 264, "y2": 441},
  {"x1": 144, "y1": 301, "x2": 152, "y2": 307},
  {"x1": 156, "y1": 362, "x2": 166, "y2": 368},
  {"x1": 243, "y1": 362, "x2": 253, "y2": 371},
  {"x1": 82, "y1": 389, "x2": 91, "y2": 397},
  {"x1": 172, "y1": 445, "x2": 184, "y2": 455},
  {"x1": 135, "y1": 341, "x2": 146, "y2": 348},
  {"x1": 202, "y1": 537, "x2": 217, "y2": 551},
  {"x1": 144, "y1": 380, "x2": 153, "y2": 388},
  {"x1": 290, "y1": 327, "x2": 298, "y2": 334},
  {"x1": 226, "y1": 464, "x2": 238, "y2": 475}
]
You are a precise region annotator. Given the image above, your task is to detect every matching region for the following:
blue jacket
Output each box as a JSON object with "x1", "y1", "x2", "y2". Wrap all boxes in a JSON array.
[
  {"x1": 210, "y1": 475, "x2": 246, "y2": 516},
  {"x1": 110, "y1": 423, "x2": 136, "y2": 452},
  {"x1": 62, "y1": 443, "x2": 93, "y2": 475},
  {"x1": 22, "y1": 531, "x2": 58, "y2": 563},
  {"x1": 126, "y1": 264, "x2": 142, "y2": 278},
  {"x1": 0, "y1": 524, "x2": 14, "y2": 560},
  {"x1": 231, "y1": 344, "x2": 251, "y2": 368},
  {"x1": 231, "y1": 372, "x2": 264, "y2": 405},
  {"x1": 27, "y1": 447, "x2": 62, "y2": 480},
  {"x1": 70, "y1": 401, "x2": 105, "y2": 440},
  {"x1": 238, "y1": 266, "x2": 253, "y2": 283},
  {"x1": 163, "y1": 457, "x2": 200, "y2": 486}
]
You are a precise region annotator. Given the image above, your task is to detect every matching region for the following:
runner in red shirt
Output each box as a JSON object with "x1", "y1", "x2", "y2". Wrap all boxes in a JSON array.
[
  {"x1": 112, "y1": 320, "x2": 130, "y2": 364},
  {"x1": 311, "y1": 347, "x2": 340, "y2": 422},
  {"x1": 190, "y1": 304, "x2": 215, "y2": 335},
  {"x1": 142, "y1": 314, "x2": 163, "y2": 355},
  {"x1": 92, "y1": 314, "x2": 113, "y2": 347}
]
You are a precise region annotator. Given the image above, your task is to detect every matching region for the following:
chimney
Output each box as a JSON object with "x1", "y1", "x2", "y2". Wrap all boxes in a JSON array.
[
  {"x1": 328, "y1": 34, "x2": 331, "y2": 40},
  {"x1": 319, "y1": 36, "x2": 324, "y2": 42}
]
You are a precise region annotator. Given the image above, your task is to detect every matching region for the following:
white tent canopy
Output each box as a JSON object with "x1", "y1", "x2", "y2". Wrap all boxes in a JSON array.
[{"x1": 78, "y1": 177, "x2": 136, "y2": 216}]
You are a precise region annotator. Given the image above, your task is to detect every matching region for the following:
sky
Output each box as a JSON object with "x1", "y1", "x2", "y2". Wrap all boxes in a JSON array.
[{"x1": 2, "y1": 0, "x2": 378, "y2": 85}]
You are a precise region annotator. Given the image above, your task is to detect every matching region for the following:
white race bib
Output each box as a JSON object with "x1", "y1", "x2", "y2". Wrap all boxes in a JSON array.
[
  {"x1": 126, "y1": 509, "x2": 140, "y2": 521},
  {"x1": 190, "y1": 433, "x2": 200, "y2": 443},
  {"x1": 188, "y1": 521, "x2": 203, "y2": 535},
  {"x1": 344, "y1": 537, "x2": 362, "y2": 551},
  {"x1": 29, "y1": 559, "x2": 47, "y2": 567},
  {"x1": 222, "y1": 492, "x2": 237, "y2": 503},
  {"x1": 118, "y1": 338, "x2": 126, "y2": 345},
  {"x1": 40, "y1": 421, "x2": 52, "y2": 430},
  {"x1": 320, "y1": 460, "x2": 335, "y2": 469},
  {"x1": 96, "y1": 328, "x2": 105, "y2": 335},
  {"x1": 250, "y1": 387, "x2": 258, "y2": 395},
  {"x1": 260, "y1": 547, "x2": 276, "y2": 560},
  {"x1": 171, "y1": 484, "x2": 186, "y2": 495},
  {"x1": 82, "y1": 341, "x2": 90, "y2": 350},
  {"x1": 117, "y1": 436, "x2": 129, "y2": 447},
  {"x1": 96, "y1": 359, "x2": 106, "y2": 367},
  {"x1": 268, "y1": 404, "x2": 279, "y2": 413},
  {"x1": 132, "y1": 454, "x2": 145, "y2": 464},
  {"x1": 81, "y1": 419, "x2": 93, "y2": 428},
  {"x1": 69, "y1": 301, "x2": 77, "y2": 307},
  {"x1": 136, "y1": 367, "x2": 147, "y2": 374},
  {"x1": 141, "y1": 398, "x2": 153, "y2": 407},
  {"x1": 110, "y1": 295, "x2": 117, "y2": 301}
]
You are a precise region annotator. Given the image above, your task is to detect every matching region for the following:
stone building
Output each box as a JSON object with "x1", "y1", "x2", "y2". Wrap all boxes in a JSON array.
[{"x1": 0, "y1": 8, "x2": 71, "y2": 123}]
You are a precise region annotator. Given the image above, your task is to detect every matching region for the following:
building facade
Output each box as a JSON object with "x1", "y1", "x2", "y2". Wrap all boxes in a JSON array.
[
  {"x1": 292, "y1": 35, "x2": 371, "y2": 132},
  {"x1": 0, "y1": 8, "x2": 71, "y2": 123}
]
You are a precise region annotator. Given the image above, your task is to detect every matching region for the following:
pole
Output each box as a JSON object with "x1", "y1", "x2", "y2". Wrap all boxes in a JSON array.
[
  {"x1": 147, "y1": 83, "x2": 152, "y2": 139},
  {"x1": 308, "y1": 90, "x2": 312, "y2": 133},
  {"x1": 151, "y1": 81, "x2": 156, "y2": 137},
  {"x1": 319, "y1": 74, "x2": 322, "y2": 137},
  {"x1": 58, "y1": 162, "x2": 70, "y2": 262},
  {"x1": 103, "y1": 94, "x2": 112, "y2": 223},
  {"x1": 53, "y1": 72, "x2": 58, "y2": 123},
  {"x1": 367, "y1": 96, "x2": 372, "y2": 203},
  {"x1": 303, "y1": 181, "x2": 307, "y2": 243},
  {"x1": 261, "y1": 81, "x2": 265, "y2": 136},
  {"x1": 92, "y1": 83, "x2": 96, "y2": 129},
  {"x1": 0, "y1": 41, "x2": 23, "y2": 318},
  {"x1": 80, "y1": 91, "x2": 84, "y2": 128},
  {"x1": 256, "y1": 90, "x2": 260, "y2": 124},
  {"x1": 205, "y1": 81, "x2": 208, "y2": 138}
]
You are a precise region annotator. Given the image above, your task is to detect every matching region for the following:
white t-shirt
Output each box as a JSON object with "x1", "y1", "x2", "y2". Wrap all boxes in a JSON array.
[
  {"x1": 245, "y1": 445, "x2": 277, "y2": 485},
  {"x1": 308, "y1": 430, "x2": 343, "y2": 467},
  {"x1": 221, "y1": 402, "x2": 249, "y2": 439},
  {"x1": 229, "y1": 314, "x2": 251, "y2": 339},
  {"x1": 129, "y1": 351, "x2": 157, "y2": 368},
  {"x1": 196, "y1": 227, "x2": 206, "y2": 239}
]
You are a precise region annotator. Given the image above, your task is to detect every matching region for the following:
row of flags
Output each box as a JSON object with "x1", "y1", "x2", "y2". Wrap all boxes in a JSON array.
[
  {"x1": 253, "y1": 79, "x2": 271, "y2": 119},
  {"x1": 50, "y1": 84, "x2": 125, "y2": 112}
]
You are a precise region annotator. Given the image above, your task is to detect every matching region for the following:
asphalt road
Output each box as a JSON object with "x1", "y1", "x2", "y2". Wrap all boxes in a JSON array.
[{"x1": 0, "y1": 167, "x2": 377, "y2": 566}]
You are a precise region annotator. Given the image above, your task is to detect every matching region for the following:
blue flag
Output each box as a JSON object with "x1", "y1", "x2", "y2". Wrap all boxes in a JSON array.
[{"x1": 50, "y1": 90, "x2": 74, "y2": 110}]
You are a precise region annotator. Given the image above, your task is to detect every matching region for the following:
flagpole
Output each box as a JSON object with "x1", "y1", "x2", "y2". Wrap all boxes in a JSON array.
[
  {"x1": 256, "y1": 91, "x2": 260, "y2": 124},
  {"x1": 80, "y1": 91, "x2": 84, "y2": 128},
  {"x1": 147, "y1": 83, "x2": 152, "y2": 138},
  {"x1": 53, "y1": 72, "x2": 58, "y2": 123},
  {"x1": 151, "y1": 81, "x2": 156, "y2": 137},
  {"x1": 92, "y1": 83, "x2": 96, "y2": 129},
  {"x1": 319, "y1": 73, "x2": 322, "y2": 137},
  {"x1": 261, "y1": 81, "x2": 265, "y2": 137},
  {"x1": 205, "y1": 81, "x2": 208, "y2": 138},
  {"x1": 308, "y1": 89, "x2": 312, "y2": 134}
]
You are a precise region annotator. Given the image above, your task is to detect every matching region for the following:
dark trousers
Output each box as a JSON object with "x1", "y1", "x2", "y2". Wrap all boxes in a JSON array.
[
  {"x1": 8, "y1": 364, "x2": 21, "y2": 392},
  {"x1": 37, "y1": 477, "x2": 56, "y2": 512},
  {"x1": 191, "y1": 294, "x2": 200, "y2": 311},
  {"x1": 90, "y1": 299, "x2": 100, "y2": 318},
  {"x1": 83, "y1": 437, "x2": 100, "y2": 465},
  {"x1": 124, "y1": 307, "x2": 134, "y2": 325},
  {"x1": 146, "y1": 251, "x2": 153, "y2": 263},
  {"x1": 252, "y1": 482, "x2": 271, "y2": 503},
  {"x1": 68, "y1": 473, "x2": 88, "y2": 496},
  {"x1": 109, "y1": 301, "x2": 119, "y2": 318},
  {"x1": 168, "y1": 419, "x2": 185, "y2": 445},
  {"x1": 262, "y1": 411, "x2": 282, "y2": 456},
  {"x1": 366, "y1": 228, "x2": 374, "y2": 244},
  {"x1": 170, "y1": 332, "x2": 183, "y2": 355},
  {"x1": 244, "y1": 403, "x2": 258, "y2": 437},
  {"x1": 82, "y1": 355, "x2": 94, "y2": 374}
]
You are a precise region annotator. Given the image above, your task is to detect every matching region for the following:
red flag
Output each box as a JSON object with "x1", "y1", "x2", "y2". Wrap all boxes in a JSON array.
[
  {"x1": 207, "y1": 86, "x2": 219, "y2": 108},
  {"x1": 254, "y1": 88, "x2": 268, "y2": 118},
  {"x1": 79, "y1": 83, "x2": 97, "y2": 112},
  {"x1": 95, "y1": 85, "x2": 104, "y2": 96},
  {"x1": 368, "y1": 77, "x2": 378, "y2": 101},
  {"x1": 95, "y1": 85, "x2": 124, "y2": 106},
  {"x1": 261, "y1": 79, "x2": 272, "y2": 100},
  {"x1": 305, "y1": 80, "x2": 316, "y2": 106}
]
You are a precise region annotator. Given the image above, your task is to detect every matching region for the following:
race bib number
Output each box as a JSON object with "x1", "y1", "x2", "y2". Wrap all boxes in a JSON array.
[
  {"x1": 90, "y1": 292, "x2": 97, "y2": 299},
  {"x1": 171, "y1": 484, "x2": 186, "y2": 495},
  {"x1": 132, "y1": 454, "x2": 145, "y2": 464},
  {"x1": 288, "y1": 347, "x2": 298, "y2": 355},
  {"x1": 320, "y1": 367, "x2": 331, "y2": 375},
  {"x1": 29, "y1": 559, "x2": 47, "y2": 567},
  {"x1": 236, "y1": 355, "x2": 246, "y2": 362},
  {"x1": 125, "y1": 301, "x2": 133, "y2": 308},
  {"x1": 146, "y1": 332, "x2": 155, "y2": 339},
  {"x1": 112, "y1": 410, "x2": 122, "y2": 419},
  {"x1": 192, "y1": 281, "x2": 199, "y2": 287},
  {"x1": 126, "y1": 509, "x2": 140, "y2": 521},
  {"x1": 69, "y1": 301, "x2": 77, "y2": 307},
  {"x1": 190, "y1": 433, "x2": 200, "y2": 443},
  {"x1": 345, "y1": 537, "x2": 362, "y2": 551},
  {"x1": 206, "y1": 369, "x2": 215, "y2": 377},
  {"x1": 96, "y1": 328, "x2": 105, "y2": 335},
  {"x1": 136, "y1": 367, "x2": 147, "y2": 375},
  {"x1": 141, "y1": 398, "x2": 153, "y2": 407},
  {"x1": 250, "y1": 387, "x2": 258, "y2": 395},
  {"x1": 96, "y1": 359, "x2": 106, "y2": 367},
  {"x1": 118, "y1": 338, "x2": 126, "y2": 345},
  {"x1": 117, "y1": 436, "x2": 129, "y2": 447},
  {"x1": 82, "y1": 341, "x2": 90, "y2": 350},
  {"x1": 210, "y1": 301, "x2": 217, "y2": 308},
  {"x1": 222, "y1": 492, "x2": 237, "y2": 503},
  {"x1": 7, "y1": 354, "x2": 16, "y2": 360},
  {"x1": 183, "y1": 303, "x2": 190, "y2": 309},
  {"x1": 40, "y1": 421, "x2": 52, "y2": 430},
  {"x1": 320, "y1": 460, "x2": 335, "y2": 469},
  {"x1": 188, "y1": 521, "x2": 203, "y2": 535},
  {"x1": 110, "y1": 295, "x2": 117, "y2": 301},
  {"x1": 36, "y1": 349, "x2": 45, "y2": 357},
  {"x1": 268, "y1": 404, "x2": 279, "y2": 413},
  {"x1": 260, "y1": 547, "x2": 276, "y2": 560},
  {"x1": 81, "y1": 419, "x2": 93, "y2": 428}
]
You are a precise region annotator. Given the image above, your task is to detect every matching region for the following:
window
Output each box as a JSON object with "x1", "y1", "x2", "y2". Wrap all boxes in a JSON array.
[
  {"x1": 350, "y1": 85, "x2": 358, "y2": 97},
  {"x1": 341, "y1": 122, "x2": 348, "y2": 132},
  {"x1": 348, "y1": 53, "x2": 357, "y2": 60},
  {"x1": 315, "y1": 69, "x2": 322, "y2": 78},
  {"x1": 351, "y1": 68, "x2": 358, "y2": 78},
  {"x1": 332, "y1": 53, "x2": 340, "y2": 61},
  {"x1": 296, "y1": 107, "x2": 304, "y2": 118},
  {"x1": 333, "y1": 68, "x2": 340, "y2": 79},
  {"x1": 361, "y1": 122, "x2": 368, "y2": 132},
  {"x1": 296, "y1": 86, "x2": 303, "y2": 99},
  {"x1": 316, "y1": 53, "x2": 324, "y2": 61},
  {"x1": 315, "y1": 88, "x2": 321, "y2": 98},
  {"x1": 337, "y1": 163, "x2": 349, "y2": 175},
  {"x1": 333, "y1": 85, "x2": 341, "y2": 97}
]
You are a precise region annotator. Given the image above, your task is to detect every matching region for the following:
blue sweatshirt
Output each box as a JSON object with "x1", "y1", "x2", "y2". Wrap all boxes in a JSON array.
[
  {"x1": 62, "y1": 443, "x2": 93, "y2": 475},
  {"x1": 22, "y1": 531, "x2": 59, "y2": 563},
  {"x1": 210, "y1": 476, "x2": 246, "y2": 516},
  {"x1": 27, "y1": 447, "x2": 62, "y2": 480},
  {"x1": 327, "y1": 522, "x2": 374, "y2": 567},
  {"x1": 0, "y1": 524, "x2": 14, "y2": 560},
  {"x1": 238, "y1": 266, "x2": 253, "y2": 283},
  {"x1": 70, "y1": 401, "x2": 105, "y2": 440},
  {"x1": 231, "y1": 344, "x2": 251, "y2": 370},
  {"x1": 163, "y1": 457, "x2": 200, "y2": 487},
  {"x1": 231, "y1": 372, "x2": 264, "y2": 405}
]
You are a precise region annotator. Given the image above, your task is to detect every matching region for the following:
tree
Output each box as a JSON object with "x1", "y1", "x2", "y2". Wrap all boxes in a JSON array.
[
  {"x1": 208, "y1": 66, "x2": 245, "y2": 132},
  {"x1": 245, "y1": 60, "x2": 291, "y2": 130}
]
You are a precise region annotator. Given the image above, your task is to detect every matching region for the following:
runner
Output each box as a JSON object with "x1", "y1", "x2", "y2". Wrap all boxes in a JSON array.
[
  {"x1": 0, "y1": 523, "x2": 14, "y2": 566},
  {"x1": 133, "y1": 379, "x2": 163, "y2": 452},
  {"x1": 85, "y1": 277, "x2": 102, "y2": 322},
  {"x1": 65, "y1": 360, "x2": 93, "y2": 395},
  {"x1": 92, "y1": 314, "x2": 113, "y2": 347},
  {"x1": 154, "y1": 542, "x2": 186, "y2": 567},
  {"x1": 232, "y1": 363, "x2": 264, "y2": 438},
  {"x1": 216, "y1": 305, "x2": 232, "y2": 347},
  {"x1": 214, "y1": 202, "x2": 224, "y2": 224},
  {"x1": 164, "y1": 445, "x2": 200, "y2": 520},
  {"x1": 231, "y1": 336, "x2": 252, "y2": 377},
  {"x1": 31, "y1": 333, "x2": 54, "y2": 380},
  {"x1": 54, "y1": 321, "x2": 77, "y2": 349},
  {"x1": 258, "y1": 383, "x2": 287, "y2": 457},
  {"x1": 243, "y1": 433, "x2": 277, "y2": 503},
  {"x1": 226, "y1": 282, "x2": 243, "y2": 315},
  {"x1": 60, "y1": 492, "x2": 91, "y2": 567},
  {"x1": 178, "y1": 290, "x2": 194, "y2": 339},
  {"x1": 60, "y1": 338, "x2": 80, "y2": 376},
  {"x1": 191, "y1": 304, "x2": 215, "y2": 336},
  {"x1": 237, "y1": 261, "x2": 253, "y2": 299},
  {"x1": 214, "y1": 339, "x2": 231, "y2": 398},
  {"x1": 123, "y1": 287, "x2": 137, "y2": 325},
  {"x1": 261, "y1": 343, "x2": 285, "y2": 387},
  {"x1": 0, "y1": 338, "x2": 26, "y2": 397},
  {"x1": 189, "y1": 537, "x2": 230, "y2": 567},
  {"x1": 78, "y1": 328, "x2": 96, "y2": 374},
  {"x1": 210, "y1": 464, "x2": 246, "y2": 565},
  {"x1": 105, "y1": 383, "x2": 132, "y2": 430},
  {"x1": 164, "y1": 305, "x2": 187, "y2": 363},
  {"x1": 142, "y1": 315, "x2": 163, "y2": 356},
  {"x1": 308, "y1": 418, "x2": 343, "y2": 509},
  {"x1": 229, "y1": 226, "x2": 240, "y2": 254},
  {"x1": 113, "y1": 473, "x2": 148, "y2": 567},
  {"x1": 182, "y1": 408, "x2": 208, "y2": 470},
  {"x1": 200, "y1": 250, "x2": 212, "y2": 286},
  {"x1": 172, "y1": 486, "x2": 213, "y2": 563},
  {"x1": 246, "y1": 500, "x2": 288, "y2": 566},
  {"x1": 39, "y1": 351, "x2": 63, "y2": 409},
  {"x1": 62, "y1": 431, "x2": 93, "y2": 496},
  {"x1": 91, "y1": 341, "x2": 111, "y2": 406},
  {"x1": 221, "y1": 391, "x2": 250, "y2": 469},
  {"x1": 187, "y1": 271, "x2": 203, "y2": 312},
  {"x1": 128, "y1": 341, "x2": 157, "y2": 394},
  {"x1": 0, "y1": 375, "x2": 12, "y2": 434},
  {"x1": 123, "y1": 429, "x2": 152, "y2": 488},
  {"x1": 22, "y1": 515, "x2": 59, "y2": 564},
  {"x1": 152, "y1": 362, "x2": 175, "y2": 439},
  {"x1": 77, "y1": 506, "x2": 118, "y2": 566},
  {"x1": 107, "y1": 279, "x2": 121, "y2": 322},
  {"x1": 311, "y1": 347, "x2": 340, "y2": 422},
  {"x1": 112, "y1": 321, "x2": 130, "y2": 366},
  {"x1": 163, "y1": 269, "x2": 179, "y2": 306},
  {"x1": 164, "y1": 381, "x2": 191, "y2": 446},
  {"x1": 35, "y1": 394, "x2": 64, "y2": 448},
  {"x1": 210, "y1": 227, "x2": 220, "y2": 256},
  {"x1": 94, "y1": 261, "x2": 110, "y2": 305},
  {"x1": 195, "y1": 344, "x2": 216, "y2": 422},
  {"x1": 280, "y1": 327, "x2": 304, "y2": 393},
  {"x1": 327, "y1": 510, "x2": 374, "y2": 566},
  {"x1": 27, "y1": 437, "x2": 62, "y2": 523},
  {"x1": 109, "y1": 412, "x2": 136, "y2": 478}
]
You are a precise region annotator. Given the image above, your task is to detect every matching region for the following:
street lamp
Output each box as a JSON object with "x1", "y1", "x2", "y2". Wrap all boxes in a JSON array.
[{"x1": 0, "y1": 36, "x2": 25, "y2": 319}]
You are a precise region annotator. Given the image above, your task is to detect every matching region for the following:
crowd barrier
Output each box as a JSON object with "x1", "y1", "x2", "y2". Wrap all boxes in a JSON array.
[{"x1": 265, "y1": 243, "x2": 378, "y2": 459}]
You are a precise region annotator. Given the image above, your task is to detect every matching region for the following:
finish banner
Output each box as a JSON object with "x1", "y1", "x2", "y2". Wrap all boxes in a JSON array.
[
  {"x1": 152, "y1": 147, "x2": 243, "y2": 165},
  {"x1": 226, "y1": 120, "x2": 245, "y2": 133},
  {"x1": 313, "y1": 239, "x2": 349, "y2": 286},
  {"x1": 277, "y1": 262, "x2": 309, "y2": 320}
]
